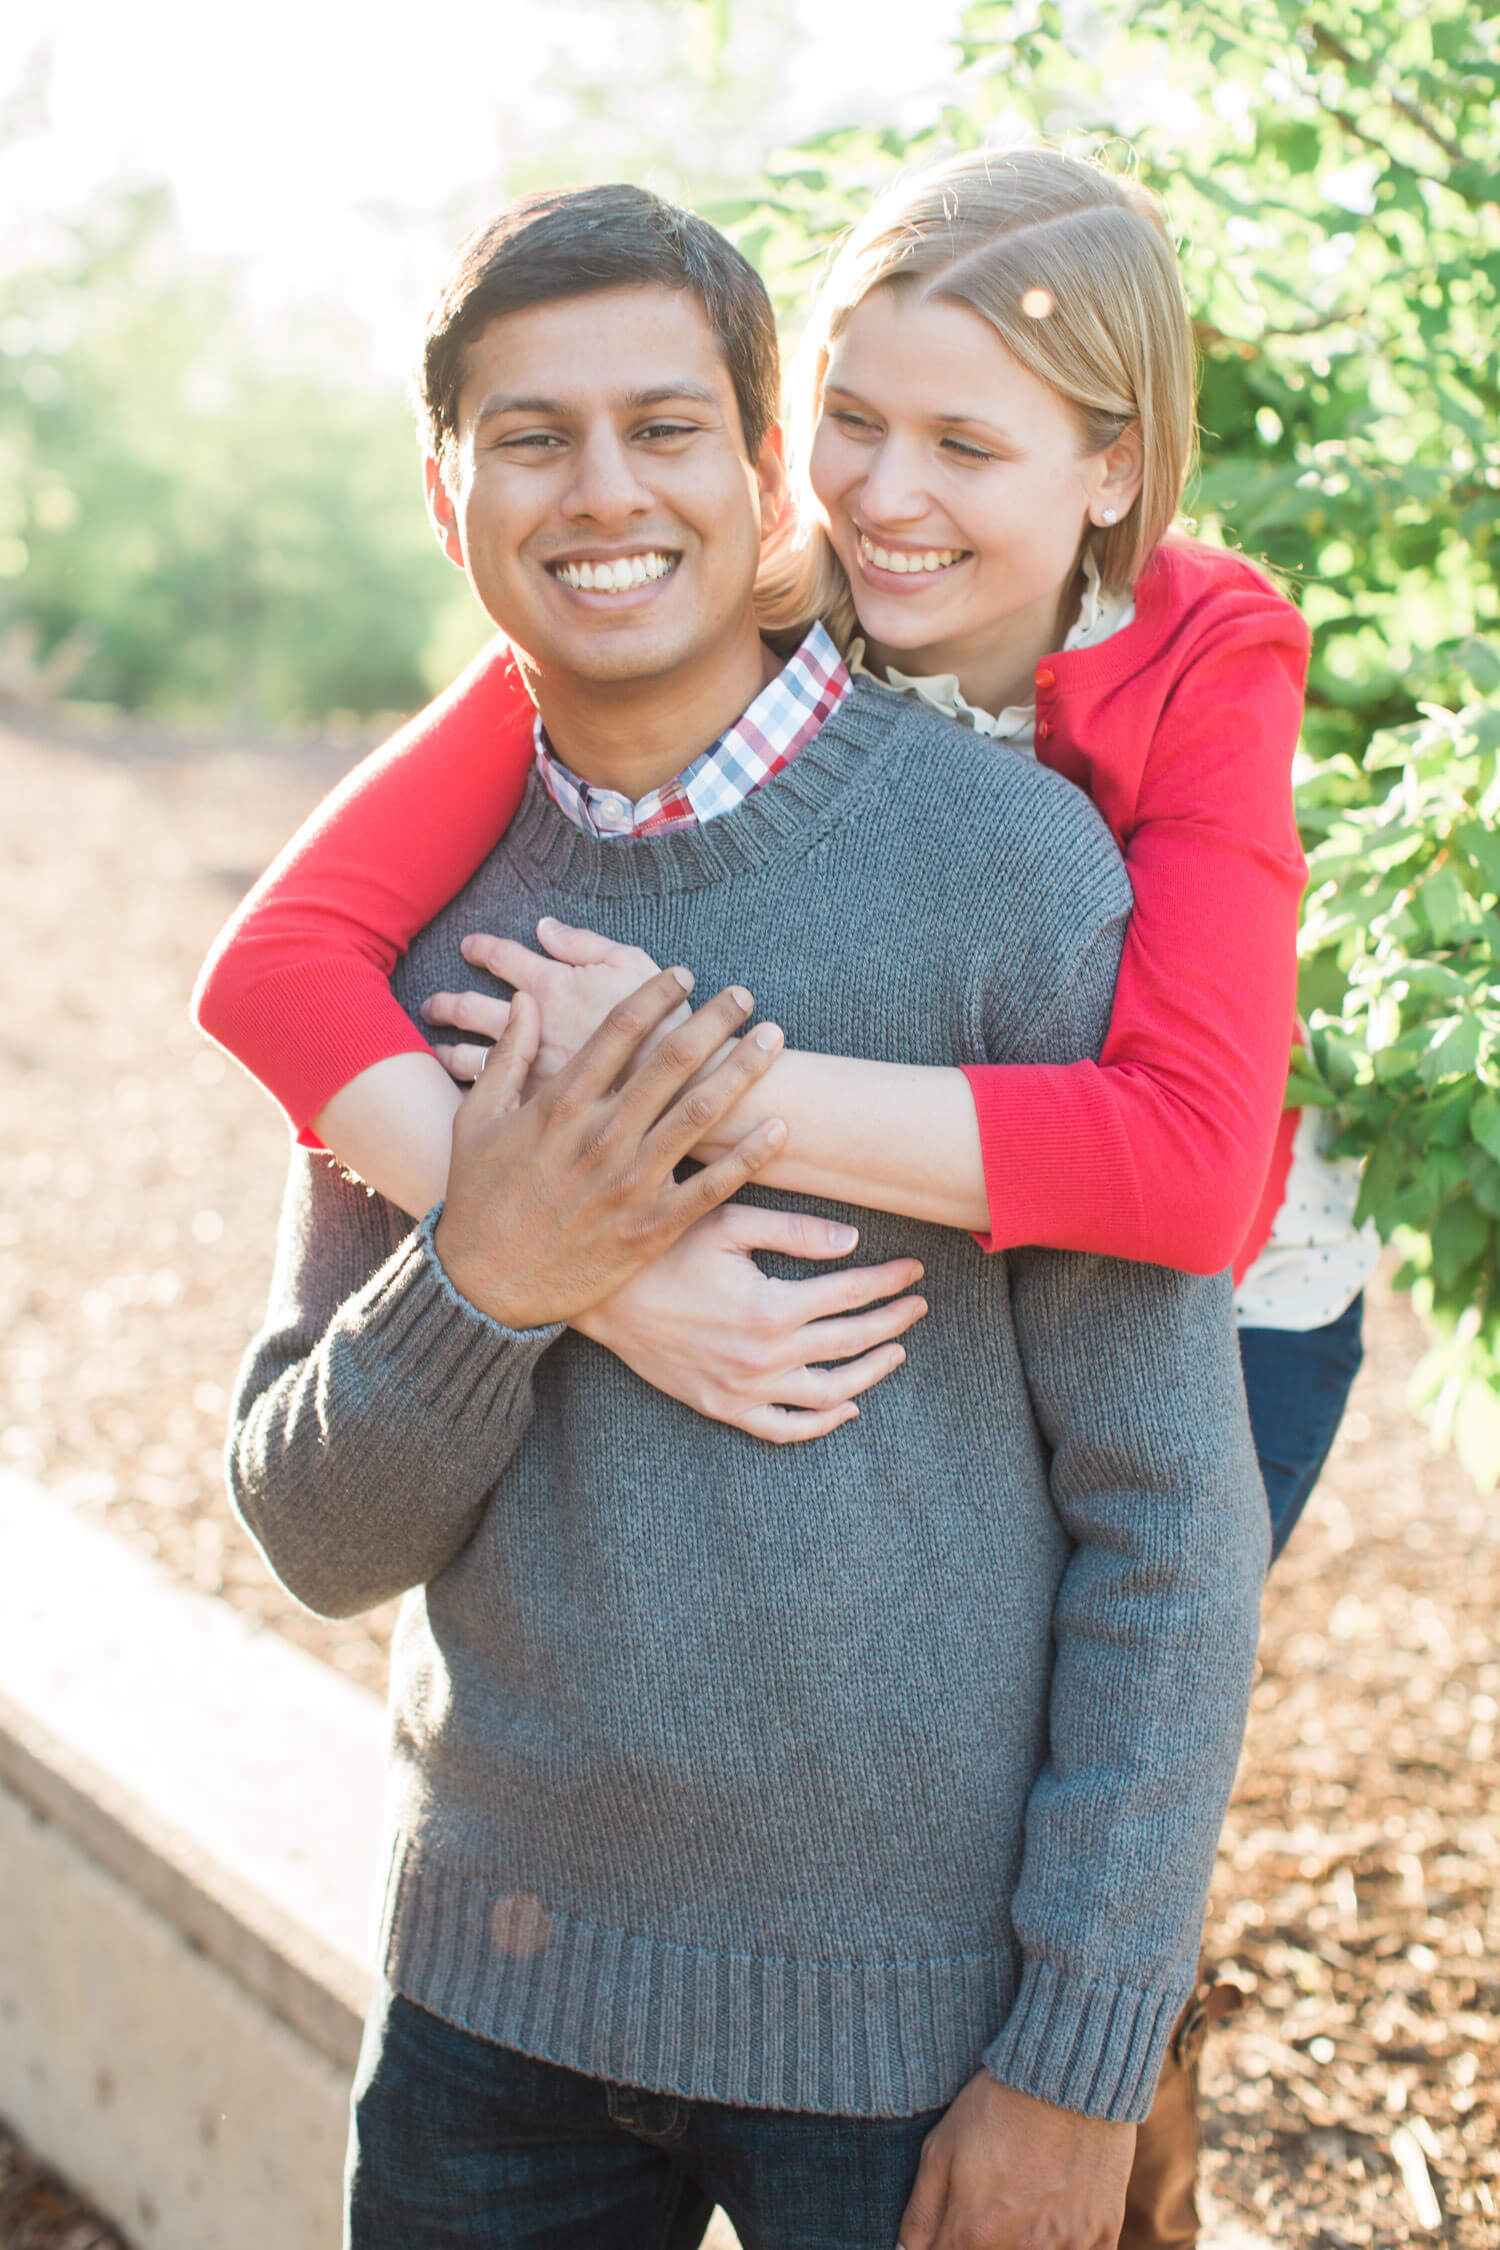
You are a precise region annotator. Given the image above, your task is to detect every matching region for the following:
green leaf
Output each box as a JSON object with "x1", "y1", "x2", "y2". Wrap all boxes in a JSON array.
[
  {"x1": 1419, "y1": 866, "x2": 1468, "y2": 945},
  {"x1": 1285, "y1": 1067, "x2": 1339, "y2": 1108},
  {"x1": 1455, "y1": 821, "x2": 1500, "y2": 894},
  {"x1": 1401, "y1": 960, "x2": 1480, "y2": 1002},
  {"x1": 1430, "y1": 1194, "x2": 1491, "y2": 1288},
  {"x1": 1365, "y1": 729, "x2": 1422, "y2": 772},
  {"x1": 1310, "y1": 1023, "x2": 1365, "y2": 1093},
  {"x1": 1454, "y1": 639, "x2": 1500, "y2": 693},
  {"x1": 1467, "y1": 1149, "x2": 1500, "y2": 1220},
  {"x1": 1473, "y1": 1093, "x2": 1500, "y2": 1165},
  {"x1": 1419, "y1": 1013, "x2": 1482, "y2": 1086},
  {"x1": 1420, "y1": 1081, "x2": 1479, "y2": 1148}
]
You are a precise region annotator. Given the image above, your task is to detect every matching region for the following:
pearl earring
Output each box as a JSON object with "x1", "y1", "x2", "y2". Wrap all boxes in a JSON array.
[{"x1": 1100, "y1": 507, "x2": 1119, "y2": 526}]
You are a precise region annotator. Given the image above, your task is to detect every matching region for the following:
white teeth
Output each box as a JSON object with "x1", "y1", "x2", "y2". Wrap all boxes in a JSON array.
[
  {"x1": 861, "y1": 537, "x2": 965, "y2": 575},
  {"x1": 552, "y1": 552, "x2": 676, "y2": 593}
]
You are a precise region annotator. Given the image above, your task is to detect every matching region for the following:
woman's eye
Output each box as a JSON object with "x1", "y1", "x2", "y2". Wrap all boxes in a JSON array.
[
  {"x1": 942, "y1": 438, "x2": 996, "y2": 464},
  {"x1": 830, "y1": 410, "x2": 879, "y2": 436}
]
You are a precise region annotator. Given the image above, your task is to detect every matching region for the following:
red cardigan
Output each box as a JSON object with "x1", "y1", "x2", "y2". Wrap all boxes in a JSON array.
[{"x1": 193, "y1": 538, "x2": 1309, "y2": 1278}]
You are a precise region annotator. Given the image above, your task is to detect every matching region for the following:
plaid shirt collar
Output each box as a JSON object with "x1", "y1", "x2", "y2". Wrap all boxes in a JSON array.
[{"x1": 533, "y1": 623, "x2": 850, "y2": 840}]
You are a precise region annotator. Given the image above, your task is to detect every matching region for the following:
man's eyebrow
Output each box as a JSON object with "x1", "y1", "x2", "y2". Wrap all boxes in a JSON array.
[
  {"x1": 620, "y1": 383, "x2": 722, "y2": 412},
  {"x1": 474, "y1": 393, "x2": 564, "y2": 424},
  {"x1": 474, "y1": 380, "x2": 722, "y2": 426}
]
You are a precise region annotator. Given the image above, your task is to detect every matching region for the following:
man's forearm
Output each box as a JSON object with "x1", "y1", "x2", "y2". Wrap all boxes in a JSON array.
[{"x1": 696, "y1": 1048, "x2": 991, "y2": 1233}]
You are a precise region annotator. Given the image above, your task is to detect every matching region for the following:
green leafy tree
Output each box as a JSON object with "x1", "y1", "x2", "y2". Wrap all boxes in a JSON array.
[
  {"x1": 727, "y1": 0, "x2": 1499, "y2": 1479},
  {"x1": 0, "y1": 187, "x2": 465, "y2": 726},
  {"x1": 1294, "y1": 661, "x2": 1500, "y2": 1487}
]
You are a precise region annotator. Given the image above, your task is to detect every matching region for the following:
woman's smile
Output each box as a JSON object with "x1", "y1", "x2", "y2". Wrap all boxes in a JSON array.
[{"x1": 854, "y1": 532, "x2": 972, "y2": 586}]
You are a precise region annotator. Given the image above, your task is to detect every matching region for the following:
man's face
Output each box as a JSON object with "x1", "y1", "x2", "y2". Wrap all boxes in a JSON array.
[{"x1": 428, "y1": 284, "x2": 784, "y2": 690}]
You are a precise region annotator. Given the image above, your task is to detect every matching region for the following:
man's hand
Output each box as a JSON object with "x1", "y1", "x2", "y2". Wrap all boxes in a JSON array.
[
  {"x1": 897, "y1": 2074, "x2": 1134, "y2": 2250},
  {"x1": 433, "y1": 968, "x2": 789, "y2": 1332},
  {"x1": 573, "y1": 1203, "x2": 927, "y2": 1442}
]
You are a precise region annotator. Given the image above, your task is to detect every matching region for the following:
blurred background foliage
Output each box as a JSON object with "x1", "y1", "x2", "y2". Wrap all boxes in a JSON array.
[
  {"x1": 2, "y1": 0, "x2": 1496, "y2": 1471},
  {"x1": 0, "y1": 185, "x2": 449, "y2": 723}
]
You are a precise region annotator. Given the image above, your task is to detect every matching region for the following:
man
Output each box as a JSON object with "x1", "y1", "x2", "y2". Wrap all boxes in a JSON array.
[{"x1": 227, "y1": 184, "x2": 1266, "y2": 2250}]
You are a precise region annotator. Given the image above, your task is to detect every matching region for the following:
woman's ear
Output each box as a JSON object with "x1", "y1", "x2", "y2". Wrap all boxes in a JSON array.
[
  {"x1": 1088, "y1": 421, "x2": 1146, "y2": 528},
  {"x1": 424, "y1": 457, "x2": 466, "y2": 567}
]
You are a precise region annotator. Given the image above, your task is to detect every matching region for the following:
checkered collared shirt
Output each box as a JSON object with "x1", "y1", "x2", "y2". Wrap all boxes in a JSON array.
[{"x1": 533, "y1": 624, "x2": 850, "y2": 839}]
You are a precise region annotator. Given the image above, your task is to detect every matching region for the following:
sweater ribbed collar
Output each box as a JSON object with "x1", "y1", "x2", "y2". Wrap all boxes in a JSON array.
[{"x1": 501, "y1": 676, "x2": 913, "y2": 901}]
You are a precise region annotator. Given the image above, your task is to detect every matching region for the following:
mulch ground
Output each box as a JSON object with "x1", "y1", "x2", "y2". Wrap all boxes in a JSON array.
[
  {"x1": 0, "y1": 2119, "x2": 125, "y2": 2250},
  {"x1": 0, "y1": 715, "x2": 1494, "y2": 2249}
]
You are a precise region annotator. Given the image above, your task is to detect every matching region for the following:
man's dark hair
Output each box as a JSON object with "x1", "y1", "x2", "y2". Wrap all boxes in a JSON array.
[{"x1": 417, "y1": 183, "x2": 780, "y2": 471}]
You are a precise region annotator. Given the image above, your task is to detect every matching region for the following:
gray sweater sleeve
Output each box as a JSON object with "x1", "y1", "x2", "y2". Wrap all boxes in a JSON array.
[
  {"x1": 227, "y1": 1151, "x2": 561, "y2": 1619},
  {"x1": 978, "y1": 920, "x2": 1268, "y2": 2121}
]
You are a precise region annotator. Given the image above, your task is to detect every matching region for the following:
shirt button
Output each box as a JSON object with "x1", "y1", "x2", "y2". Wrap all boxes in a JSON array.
[
  {"x1": 1037, "y1": 720, "x2": 1054, "y2": 741},
  {"x1": 1035, "y1": 667, "x2": 1056, "y2": 690},
  {"x1": 593, "y1": 793, "x2": 633, "y2": 833}
]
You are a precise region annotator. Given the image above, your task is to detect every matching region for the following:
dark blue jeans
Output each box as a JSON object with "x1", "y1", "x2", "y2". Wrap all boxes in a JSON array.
[
  {"x1": 346, "y1": 1982, "x2": 942, "y2": 2250},
  {"x1": 1239, "y1": 1293, "x2": 1365, "y2": 1564}
]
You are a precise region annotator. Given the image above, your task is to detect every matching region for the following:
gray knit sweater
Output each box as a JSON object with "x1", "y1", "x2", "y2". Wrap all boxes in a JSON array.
[{"x1": 228, "y1": 680, "x2": 1267, "y2": 2125}]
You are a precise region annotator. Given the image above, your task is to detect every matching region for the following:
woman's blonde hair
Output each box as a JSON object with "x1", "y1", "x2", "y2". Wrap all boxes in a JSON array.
[{"x1": 757, "y1": 144, "x2": 1198, "y2": 646}]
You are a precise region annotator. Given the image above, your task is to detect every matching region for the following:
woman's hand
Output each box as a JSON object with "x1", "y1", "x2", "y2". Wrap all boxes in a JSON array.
[
  {"x1": 572, "y1": 1203, "x2": 928, "y2": 1444},
  {"x1": 422, "y1": 918, "x2": 681, "y2": 1086}
]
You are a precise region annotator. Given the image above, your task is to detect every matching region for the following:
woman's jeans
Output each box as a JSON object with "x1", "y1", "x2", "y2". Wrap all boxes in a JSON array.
[
  {"x1": 1239, "y1": 1293, "x2": 1365, "y2": 1564},
  {"x1": 346, "y1": 1982, "x2": 942, "y2": 2250}
]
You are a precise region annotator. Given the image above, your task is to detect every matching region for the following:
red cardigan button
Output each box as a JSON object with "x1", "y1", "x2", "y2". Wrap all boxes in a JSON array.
[
  {"x1": 1037, "y1": 720, "x2": 1054, "y2": 741},
  {"x1": 1035, "y1": 667, "x2": 1056, "y2": 689}
]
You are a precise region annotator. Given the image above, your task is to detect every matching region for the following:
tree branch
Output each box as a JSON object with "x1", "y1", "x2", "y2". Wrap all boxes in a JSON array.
[{"x1": 1309, "y1": 21, "x2": 1465, "y2": 165}]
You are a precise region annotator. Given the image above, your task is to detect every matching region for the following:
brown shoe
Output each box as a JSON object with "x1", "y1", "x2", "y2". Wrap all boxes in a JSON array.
[{"x1": 1118, "y1": 1984, "x2": 1243, "y2": 2249}]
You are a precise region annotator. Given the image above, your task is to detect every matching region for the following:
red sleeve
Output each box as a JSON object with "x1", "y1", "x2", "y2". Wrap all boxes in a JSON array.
[
  {"x1": 192, "y1": 636, "x2": 534, "y2": 1134},
  {"x1": 962, "y1": 603, "x2": 1308, "y2": 1277}
]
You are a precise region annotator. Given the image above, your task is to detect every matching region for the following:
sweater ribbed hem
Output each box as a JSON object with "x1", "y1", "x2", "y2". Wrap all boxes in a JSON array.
[
  {"x1": 981, "y1": 1956, "x2": 1187, "y2": 2124},
  {"x1": 381, "y1": 1842, "x2": 1014, "y2": 2118}
]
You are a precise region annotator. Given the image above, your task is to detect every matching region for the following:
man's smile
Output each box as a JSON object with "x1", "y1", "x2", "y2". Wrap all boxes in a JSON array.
[{"x1": 546, "y1": 549, "x2": 682, "y2": 596}]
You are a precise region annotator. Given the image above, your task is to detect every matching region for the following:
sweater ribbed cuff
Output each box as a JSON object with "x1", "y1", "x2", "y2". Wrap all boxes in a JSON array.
[
  {"x1": 399, "y1": 1207, "x2": 566, "y2": 1400},
  {"x1": 229, "y1": 1215, "x2": 564, "y2": 1622},
  {"x1": 200, "y1": 953, "x2": 434, "y2": 1139},
  {"x1": 981, "y1": 1955, "x2": 1187, "y2": 2124},
  {"x1": 961, "y1": 1062, "x2": 1150, "y2": 1263},
  {"x1": 342, "y1": 1210, "x2": 565, "y2": 1442}
]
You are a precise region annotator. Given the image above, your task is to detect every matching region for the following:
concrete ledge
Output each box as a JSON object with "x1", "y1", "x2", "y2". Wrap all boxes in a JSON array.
[
  {"x1": 1, "y1": 1782, "x2": 355, "y2": 2250},
  {"x1": 0, "y1": 1473, "x2": 745, "y2": 2250},
  {"x1": 0, "y1": 1471, "x2": 387, "y2": 2249}
]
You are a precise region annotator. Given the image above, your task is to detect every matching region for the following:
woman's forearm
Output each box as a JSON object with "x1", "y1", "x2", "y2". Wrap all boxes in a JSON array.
[
  {"x1": 310, "y1": 1053, "x2": 463, "y2": 1220},
  {"x1": 309, "y1": 1042, "x2": 989, "y2": 1237},
  {"x1": 697, "y1": 1049, "x2": 990, "y2": 1233}
]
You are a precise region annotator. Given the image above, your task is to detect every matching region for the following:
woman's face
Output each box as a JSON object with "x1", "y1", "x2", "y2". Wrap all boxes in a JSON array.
[{"x1": 808, "y1": 286, "x2": 1113, "y2": 691}]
